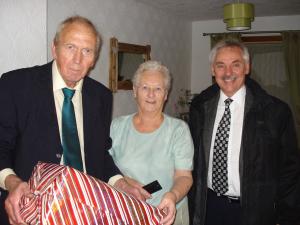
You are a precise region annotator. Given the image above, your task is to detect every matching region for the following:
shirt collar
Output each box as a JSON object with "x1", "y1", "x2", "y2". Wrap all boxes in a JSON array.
[
  {"x1": 52, "y1": 60, "x2": 83, "y2": 92},
  {"x1": 220, "y1": 85, "x2": 246, "y2": 105}
]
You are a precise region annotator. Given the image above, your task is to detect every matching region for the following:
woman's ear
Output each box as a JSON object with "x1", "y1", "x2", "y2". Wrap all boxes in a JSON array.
[{"x1": 133, "y1": 86, "x2": 137, "y2": 98}]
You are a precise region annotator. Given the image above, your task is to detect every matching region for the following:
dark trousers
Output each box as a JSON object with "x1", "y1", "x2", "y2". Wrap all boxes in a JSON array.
[{"x1": 205, "y1": 189, "x2": 242, "y2": 225}]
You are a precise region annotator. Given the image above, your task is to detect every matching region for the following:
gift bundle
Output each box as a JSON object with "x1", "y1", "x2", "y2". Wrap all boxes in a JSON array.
[{"x1": 20, "y1": 162, "x2": 164, "y2": 225}]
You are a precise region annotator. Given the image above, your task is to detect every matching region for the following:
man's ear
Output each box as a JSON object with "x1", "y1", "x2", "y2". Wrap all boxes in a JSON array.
[
  {"x1": 245, "y1": 63, "x2": 250, "y2": 75},
  {"x1": 211, "y1": 65, "x2": 215, "y2": 77},
  {"x1": 164, "y1": 92, "x2": 168, "y2": 101},
  {"x1": 51, "y1": 42, "x2": 57, "y2": 60}
]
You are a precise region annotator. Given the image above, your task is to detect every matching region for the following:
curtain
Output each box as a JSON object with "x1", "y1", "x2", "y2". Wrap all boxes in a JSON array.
[
  {"x1": 247, "y1": 43, "x2": 291, "y2": 106},
  {"x1": 282, "y1": 32, "x2": 300, "y2": 128},
  {"x1": 210, "y1": 33, "x2": 241, "y2": 48}
]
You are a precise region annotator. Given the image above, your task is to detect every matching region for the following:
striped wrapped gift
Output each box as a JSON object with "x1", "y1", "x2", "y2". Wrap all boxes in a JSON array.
[{"x1": 20, "y1": 162, "x2": 164, "y2": 225}]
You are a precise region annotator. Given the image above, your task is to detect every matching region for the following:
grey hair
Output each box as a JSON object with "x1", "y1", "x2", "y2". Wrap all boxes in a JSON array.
[
  {"x1": 132, "y1": 60, "x2": 171, "y2": 91},
  {"x1": 209, "y1": 39, "x2": 250, "y2": 65},
  {"x1": 53, "y1": 15, "x2": 101, "y2": 58}
]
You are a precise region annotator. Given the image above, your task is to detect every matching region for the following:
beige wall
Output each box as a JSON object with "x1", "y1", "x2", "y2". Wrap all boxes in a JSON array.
[
  {"x1": 47, "y1": 0, "x2": 192, "y2": 117},
  {"x1": 0, "y1": 0, "x2": 47, "y2": 76},
  {"x1": 2, "y1": 1, "x2": 299, "y2": 119}
]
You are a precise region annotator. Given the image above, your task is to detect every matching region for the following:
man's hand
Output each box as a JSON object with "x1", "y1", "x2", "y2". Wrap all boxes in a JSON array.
[
  {"x1": 113, "y1": 177, "x2": 151, "y2": 201},
  {"x1": 158, "y1": 191, "x2": 177, "y2": 225},
  {"x1": 4, "y1": 174, "x2": 33, "y2": 225}
]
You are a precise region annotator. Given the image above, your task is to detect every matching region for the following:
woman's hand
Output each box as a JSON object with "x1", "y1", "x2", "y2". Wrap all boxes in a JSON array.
[
  {"x1": 158, "y1": 169, "x2": 193, "y2": 224},
  {"x1": 158, "y1": 191, "x2": 177, "y2": 225},
  {"x1": 124, "y1": 176, "x2": 152, "y2": 200},
  {"x1": 114, "y1": 177, "x2": 151, "y2": 201}
]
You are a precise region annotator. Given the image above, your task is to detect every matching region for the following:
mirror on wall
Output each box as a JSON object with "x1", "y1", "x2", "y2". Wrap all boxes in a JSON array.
[{"x1": 109, "y1": 37, "x2": 151, "y2": 92}]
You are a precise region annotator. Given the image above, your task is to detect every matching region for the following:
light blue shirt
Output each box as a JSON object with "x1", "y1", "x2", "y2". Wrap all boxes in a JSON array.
[{"x1": 109, "y1": 114, "x2": 194, "y2": 207}]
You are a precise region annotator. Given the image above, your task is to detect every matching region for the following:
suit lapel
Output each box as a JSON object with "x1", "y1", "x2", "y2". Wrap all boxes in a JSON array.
[
  {"x1": 203, "y1": 94, "x2": 219, "y2": 165},
  {"x1": 239, "y1": 87, "x2": 253, "y2": 184},
  {"x1": 81, "y1": 79, "x2": 98, "y2": 154},
  {"x1": 35, "y1": 62, "x2": 62, "y2": 153}
]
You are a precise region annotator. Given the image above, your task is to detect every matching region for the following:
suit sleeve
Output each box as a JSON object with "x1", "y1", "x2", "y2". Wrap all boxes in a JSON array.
[
  {"x1": 277, "y1": 104, "x2": 300, "y2": 224},
  {"x1": 0, "y1": 74, "x2": 18, "y2": 172},
  {"x1": 102, "y1": 91, "x2": 122, "y2": 181},
  {"x1": 187, "y1": 102, "x2": 202, "y2": 222}
]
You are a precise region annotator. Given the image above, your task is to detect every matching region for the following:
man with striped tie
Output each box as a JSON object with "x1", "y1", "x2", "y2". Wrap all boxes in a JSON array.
[{"x1": 189, "y1": 39, "x2": 300, "y2": 225}]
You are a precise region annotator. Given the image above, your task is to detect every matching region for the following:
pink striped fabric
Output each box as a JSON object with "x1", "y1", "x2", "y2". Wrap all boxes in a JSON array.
[{"x1": 20, "y1": 162, "x2": 164, "y2": 225}]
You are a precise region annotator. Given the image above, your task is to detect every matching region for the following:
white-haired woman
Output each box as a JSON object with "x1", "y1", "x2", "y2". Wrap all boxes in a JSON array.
[{"x1": 109, "y1": 61, "x2": 194, "y2": 225}]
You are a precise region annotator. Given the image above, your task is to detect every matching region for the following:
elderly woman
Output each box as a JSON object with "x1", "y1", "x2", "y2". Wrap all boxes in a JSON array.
[{"x1": 109, "y1": 61, "x2": 194, "y2": 225}]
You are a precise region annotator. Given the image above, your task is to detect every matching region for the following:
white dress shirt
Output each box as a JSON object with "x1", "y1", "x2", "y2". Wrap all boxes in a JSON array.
[
  {"x1": 207, "y1": 85, "x2": 246, "y2": 197},
  {"x1": 52, "y1": 61, "x2": 86, "y2": 172}
]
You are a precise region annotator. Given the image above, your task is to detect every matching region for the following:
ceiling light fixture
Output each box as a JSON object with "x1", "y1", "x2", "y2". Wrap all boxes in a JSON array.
[{"x1": 223, "y1": 2, "x2": 254, "y2": 31}]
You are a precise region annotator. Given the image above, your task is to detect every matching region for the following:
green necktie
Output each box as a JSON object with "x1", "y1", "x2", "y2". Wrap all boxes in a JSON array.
[{"x1": 62, "y1": 88, "x2": 83, "y2": 171}]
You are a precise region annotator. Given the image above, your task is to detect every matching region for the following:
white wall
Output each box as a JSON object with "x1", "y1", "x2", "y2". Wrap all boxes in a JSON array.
[
  {"x1": 0, "y1": 0, "x2": 47, "y2": 76},
  {"x1": 3, "y1": 1, "x2": 298, "y2": 119},
  {"x1": 191, "y1": 15, "x2": 300, "y2": 94},
  {"x1": 47, "y1": 0, "x2": 192, "y2": 117}
]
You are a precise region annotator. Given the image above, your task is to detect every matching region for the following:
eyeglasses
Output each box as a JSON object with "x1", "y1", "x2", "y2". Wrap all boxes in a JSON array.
[{"x1": 137, "y1": 85, "x2": 166, "y2": 95}]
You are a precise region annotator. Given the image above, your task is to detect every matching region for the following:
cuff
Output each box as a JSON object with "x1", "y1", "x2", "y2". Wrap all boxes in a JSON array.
[
  {"x1": 108, "y1": 174, "x2": 123, "y2": 186},
  {"x1": 0, "y1": 168, "x2": 16, "y2": 190}
]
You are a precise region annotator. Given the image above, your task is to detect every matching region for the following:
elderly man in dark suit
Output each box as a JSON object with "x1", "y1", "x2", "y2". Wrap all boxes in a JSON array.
[
  {"x1": 189, "y1": 39, "x2": 300, "y2": 225},
  {"x1": 0, "y1": 16, "x2": 145, "y2": 225}
]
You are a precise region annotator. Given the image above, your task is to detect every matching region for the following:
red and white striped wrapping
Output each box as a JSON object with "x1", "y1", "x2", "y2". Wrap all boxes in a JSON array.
[{"x1": 19, "y1": 162, "x2": 164, "y2": 225}]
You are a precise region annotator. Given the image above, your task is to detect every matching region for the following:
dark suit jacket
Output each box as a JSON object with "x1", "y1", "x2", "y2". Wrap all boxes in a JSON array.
[
  {"x1": 189, "y1": 77, "x2": 300, "y2": 225},
  {"x1": 0, "y1": 62, "x2": 120, "y2": 223}
]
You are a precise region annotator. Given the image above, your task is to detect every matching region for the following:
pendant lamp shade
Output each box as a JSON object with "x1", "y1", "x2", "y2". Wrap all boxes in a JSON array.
[{"x1": 224, "y1": 3, "x2": 254, "y2": 31}]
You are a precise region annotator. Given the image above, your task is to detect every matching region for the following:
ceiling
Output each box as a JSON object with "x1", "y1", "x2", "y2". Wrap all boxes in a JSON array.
[{"x1": 137, "y1": 0, "x2": 300, "y2": 21}]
